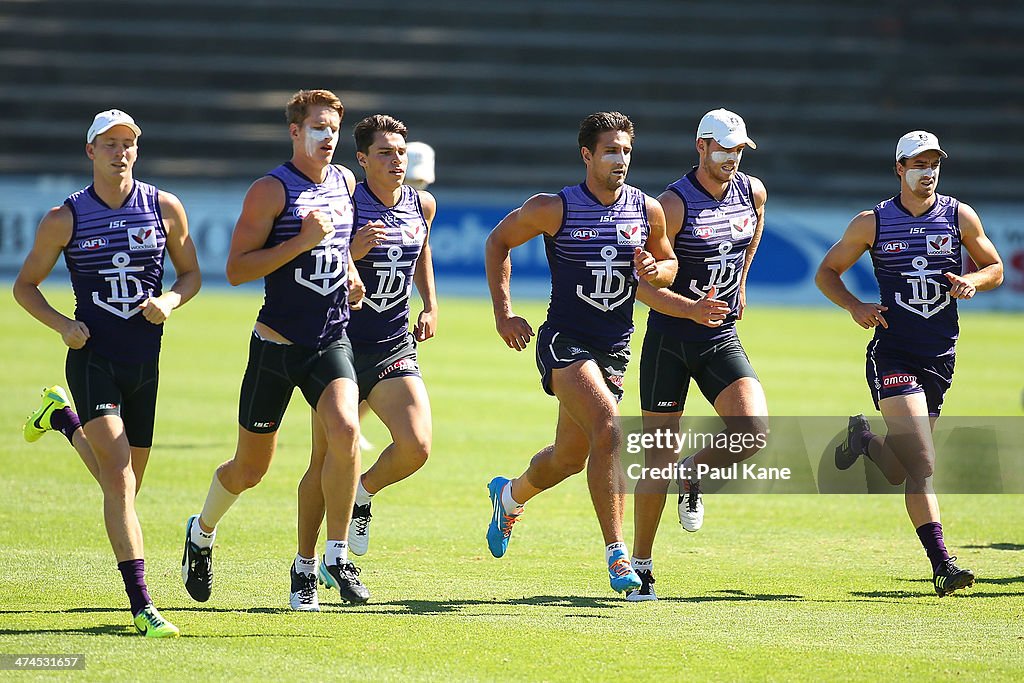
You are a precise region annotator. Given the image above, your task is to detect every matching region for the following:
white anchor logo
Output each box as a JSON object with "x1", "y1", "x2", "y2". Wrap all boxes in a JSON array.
[
  {"x1": 92, "y1": 252, "x2": 147, "y2": 319},
  {"x1": 363, "y1": 246, "x2": 414, "y2": 313},
  {"x1": 689, "y1": 241, "x2": 742, "y2": 299},
  {"x1": 894, "y1": 256, "x2": 951, "y2": 319},
  {"x1": 577, "y1": 245, "x2": 633, "y2": 312},
  {"x1": 294, "y1": 240, "x2": 347, "y2": 296}
]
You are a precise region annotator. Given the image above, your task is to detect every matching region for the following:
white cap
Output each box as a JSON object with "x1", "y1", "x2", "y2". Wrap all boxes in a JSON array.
[
  {"x1": 405, "y1": 141, "x2": 435, "y2": 189},
  {"x1": 696, "y1": 108, "x2": 756, "y2": 150},
  {"x1": 895, "y1": 130, "x2": 946, "y2": 163},
  {"x1": 86, "y1": 109, "x2": 142, "y2": 143}
]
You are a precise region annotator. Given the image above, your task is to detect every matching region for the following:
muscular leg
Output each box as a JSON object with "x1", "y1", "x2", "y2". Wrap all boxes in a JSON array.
[
  {"x1": 877, "y1": 394, "x2": 940, "y2": 527},
  {"x1": 82, "y1": 416, "x2": 143, "y2": 562},
  {"x1": 362, "y1": 376, "x2": 432, "y2": 493},
  {"x1": 686, "y1": 378, "x2": 768, "y2": 473},
  {"x1": 316, "y1": 378, "x2": 361, "y2": 542},
  {"x1": 297, "y1": 410, "x2": 327, "y2": 559},
  {"x1": 632, "y1": 411, "x2": 681, "y2": 559},
  {"x1": 198, "y1": 427, "x2": 278, "y2": 533}
]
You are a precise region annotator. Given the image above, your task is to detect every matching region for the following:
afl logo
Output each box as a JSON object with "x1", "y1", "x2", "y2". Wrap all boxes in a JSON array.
[
  {"x1": 694, "y1": 226, "x2": 715, "y2": 239},
  {"x1": 571, "y1": 228, "x2": 599, "y2": 241},
  {"x1": 882, "y1": 241, "x2": 908, "y2": 253},
  {"x1": 79, "y1": 237, "x2": 107, "y2": 250},
  {"x1": 294, "y1": 207, "x2": 312, "y2": 219}
]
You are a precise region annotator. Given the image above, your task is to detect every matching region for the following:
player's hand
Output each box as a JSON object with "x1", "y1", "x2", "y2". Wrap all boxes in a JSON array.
[
  {"x1": 633, "y1": 247, "x2": 658, "y2": 282},
  {"x1": 348, "y1": 269, "x2": 366, "y2": 310},
  {"x1": 688, "y1": 286, "x2": 730, "y2": 327},
  {"x1": 496, "y1": 313, "x2": 535, "y2": 351},
  {"x1": 415, "y1": 309, "x2": 437, "y2": 342},
  {"x1": 350, "y1": 221, "x2": 388, "y2": 260},
  {"x1": 60, "y1": 319, "x2": 90, "y2": 349},
  {"x1": 849, "y1": 302, "x2": 888, "y2": 329},
  {"x1": 945, "y1": 272, "x2": 977, "y2": 300},
  {"x1": 296, "y1": 210, "x2": 335, "y2": 251},
  {"x1": 140, "y1": 294, "x2": 175, "y2": 324}
]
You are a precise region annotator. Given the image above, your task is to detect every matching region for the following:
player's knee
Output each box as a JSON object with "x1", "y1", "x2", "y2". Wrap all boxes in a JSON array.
[
  {"x1": 558, "y1": 458, "x2": 587, "y2": 477},
  {"x1": 321, "y1": 415, "x2": 358, "y2": 447},
  {"x1": 397, "y1": 435, "x2": 430, "y2": 470},
  {"x1": 235, "y1": 462, "x2": 270, "y2": 490},
  {"x1": 99, "y1": 464, "x2": 135, "y2": 495},
  {"x1": 589, "y1": 418, "x2": 622, "y2": 455},
  {"x1": 905, "y1": 457, "x2": 935, "y2": 483}
]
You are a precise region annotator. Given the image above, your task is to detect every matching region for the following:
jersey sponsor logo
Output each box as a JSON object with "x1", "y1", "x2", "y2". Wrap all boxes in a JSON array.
[
  {"x1": 616, "y1": 224, "x2": 643, "y2": 246},
  {"x1": 687, "y1": 241, "x2": 742, "y2": 300},
  {"x1": 571, "y1": 228, "x2": 600, "y2": 241},
  {"x1": 576, "y1": 245, "x2": 634, "y2": 312},
  {"x1": 893, "y1": 256, "x2": 952, "y2": 319},
  {"x1": 656, "y1": 400, "x2": 679, "y2": 408},
  {"x1": 606, "y1": 371, "x2": 624, "y2": 389},
  {"x1": 95, "y1": 402, "x2": 118, "y2": 411},
  {"x1": 378, "y1": 357, "x2": 417, "y2": 379},
  {"x1": 294, "y1": 240, "x2": 348, "y2": 296},
  {"x1": 882, "y1": 373, "x2": 917, "y2": 388},
  {"x1": 127, "y1": 226, "x2": 158, "y2": 251},
  {"x1": 78, "y1": 237, "x2": 108, "y2": 250},
  {"x1": 881, "y1": 241, "x2": 909, "y2": 253},
  {"x1": 694, "y1": 226, "x2": 716, "y2": 239},
  {"x1": 730, "y1": 214, "x2": 754, "y2": 239},
  {"x1": 92, "y1": 252, "x2": 148, "y2": 319},
  {"x1": 926, "y1": 234, "x2": 954, "y2": 255},
  {"x1": 363, "y1": 245, "x2": 415, "y2": 312},
  {"x1": 253, "y1": 421, "x2": 276, "y2": 429},
  {"x1": 401, "y1": 222, "x2": 424, "y2": 246}
]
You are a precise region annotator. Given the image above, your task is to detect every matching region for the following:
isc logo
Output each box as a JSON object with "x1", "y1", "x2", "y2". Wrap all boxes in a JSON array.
[{"x1": 108, "y1": 220, "x2": 126, "y2": 229}]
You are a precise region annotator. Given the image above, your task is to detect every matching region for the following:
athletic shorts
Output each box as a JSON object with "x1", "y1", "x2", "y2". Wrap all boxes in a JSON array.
[
  {"x1": 866, "y1": 340, "x2": 954, "y2": 417},
  {"x1": 238, "y1": 332, "x2": 357, "y2": 434},
  {"x1": 639, "y1": 330, "x2": 759, "y2": 413},
  {"x1": 65, "y1": 347, "x2": 160, "y2": 448},
  {"x1": 535, "y1": 323, "x2": 629, "y2": 403},
  {"x1": 353, "y1": 333, "x2": 421, "y2": 402}
]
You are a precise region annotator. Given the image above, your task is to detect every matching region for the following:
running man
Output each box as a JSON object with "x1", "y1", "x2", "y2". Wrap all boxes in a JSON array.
[
  {"x1": 484, "y1": 111, "x2": 677, "y2": 593},
  {"x1": 817, "y1": 130, "x2": 1003, "y2": 596},
  {"x1": 291, "y1": 115, "x2": 437, "y2": 611},
  {"x1": 181, "y1": 89, "x2": 370, "y2": 606},
  {"x1": 627, "y1": 109, "x2": 768, "y2": 601},
  {"x1": 14, "y1": 109, "x2": 201, "y2": 636}
]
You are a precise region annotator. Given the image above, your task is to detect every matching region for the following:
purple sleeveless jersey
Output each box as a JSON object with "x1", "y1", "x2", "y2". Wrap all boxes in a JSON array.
[
  {"x1": 257, "y1": 162, "x2": 355, "y2": 348},
  {"x1": 870, "y1": 194, "x2": 961, "y2": 357},
  {"x1": 544, "y1": 183, "x2": 650, "y2": 351},
  {"x1": 348, "y1": 183, "x2": 427, "y2": 350},
  {"x1": 63, "y1": 181, "x2": 166, "y2": 363},
  {"x1": 647, "y1": 169, "x2": 757, "y2": 343}
]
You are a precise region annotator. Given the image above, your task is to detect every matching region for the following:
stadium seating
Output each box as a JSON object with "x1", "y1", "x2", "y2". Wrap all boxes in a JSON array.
[{"x1": 1, "y1": 0, "x2": 1021, "y2": 200}]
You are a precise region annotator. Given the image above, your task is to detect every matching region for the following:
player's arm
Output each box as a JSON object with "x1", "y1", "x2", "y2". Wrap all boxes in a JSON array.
[
  {"x1": 140, "y1": 191, "x2": 202, "y2": 324},
  {"x1": 485, "y1": 193, "x2": 561, "y2": 351},
  {"x1": 637, "y1": 190, "x2": 729, "y2": 327},
  {"x1": 945, "y1": 202, "x2": 1004, "y2": 299},
  {"x1": 737, "y1": 176, "x2": 767, "y2": 320},
  {"x1": 225, "y1": 177, "x2": 332, "y2": 285},
  {"x1": 347, "y1": 257, "x2": 364, "y2": 310},
  {"x1": 413, "y1": 190, "x2": 438, "y2": 342},
  {"x1": 815, "y1": 211, "x2": 889, "y2": 329},
  {"x1": 12, "y1": 205, "x2": 91, "y2": 348},
  {"x1": 636, "y1": 194, "x2": 677, "y2": 287}
]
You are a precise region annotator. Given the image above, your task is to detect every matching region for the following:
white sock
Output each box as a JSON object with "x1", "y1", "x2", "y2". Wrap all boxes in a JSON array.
[
  {"x1": 325, "y1": 540, "x2": 348, "y2": 566},
  {"x1": 293, "y1": 554, "x2": 316, "y2": 576},
  {"x1": 199, "y1": 473, "x2": 239, "y2": 532},
  {"x1": 501, "y1": 481, "x2": 524, "y2": 513},
  {"x1": 190, "y1": 515, "x2": 216, "y2": 549},
  {"x1": 605, "y1": 541, "x2": 627, "y2": 562},
  {"x1": 682, "y1": 455, "x2": 698, "y2": 482},
  {"x1": 355, "y1": 478, "x2": 373, "y2": 506},
  {"x1": 631, "y1": 556, "x2": 653, "y2": 572}
]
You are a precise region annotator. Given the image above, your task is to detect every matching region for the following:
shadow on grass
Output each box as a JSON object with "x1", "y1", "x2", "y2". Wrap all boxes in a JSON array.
[
  {"x1": 895, "y1": 575, "x2": 1024, "y2": 587},
  {"x1": 851, "y1": 587, "x2": 1022, "y2": 599},
  {"x1": 962, "y1": 543, "x2": 1024, "y2": 551},
  {"x1": 0, "y1": 606, "x2": 301, "y2": 616},
  {"x1": 0, "y1": 624, "x2": 134, "y2": 637}
]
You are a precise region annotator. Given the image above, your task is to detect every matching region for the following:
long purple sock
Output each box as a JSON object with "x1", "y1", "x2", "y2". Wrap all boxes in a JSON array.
[
  {"x1": 915, "y1": 522, "x2": 950, "y2": 572},
  {"x1": 49, "y1": 407, "x2": 81, "y2": 444},
  {"x1": 117, "y1": 559, "x2": 152, "y2": 616}
]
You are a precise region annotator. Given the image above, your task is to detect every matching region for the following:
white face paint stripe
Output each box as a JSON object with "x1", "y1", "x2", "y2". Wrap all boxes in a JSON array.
[
  {"x1": 710, "y1": 150, "x2": 741, "y2": 164},
  {"x1": 601, "y1": 152, "x2": 628, "y2": 165},
  {"x1": 905, "y1": 167, "x2": 939, "y2": 190},
  {"x1": 304, "y1": 126, "x2": 338, "y2": 158}
]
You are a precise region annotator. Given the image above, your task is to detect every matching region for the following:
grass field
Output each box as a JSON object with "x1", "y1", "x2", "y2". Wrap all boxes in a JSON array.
[{"x1": 1, "y1": 287, "x2": 1023, "y2": 681}]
